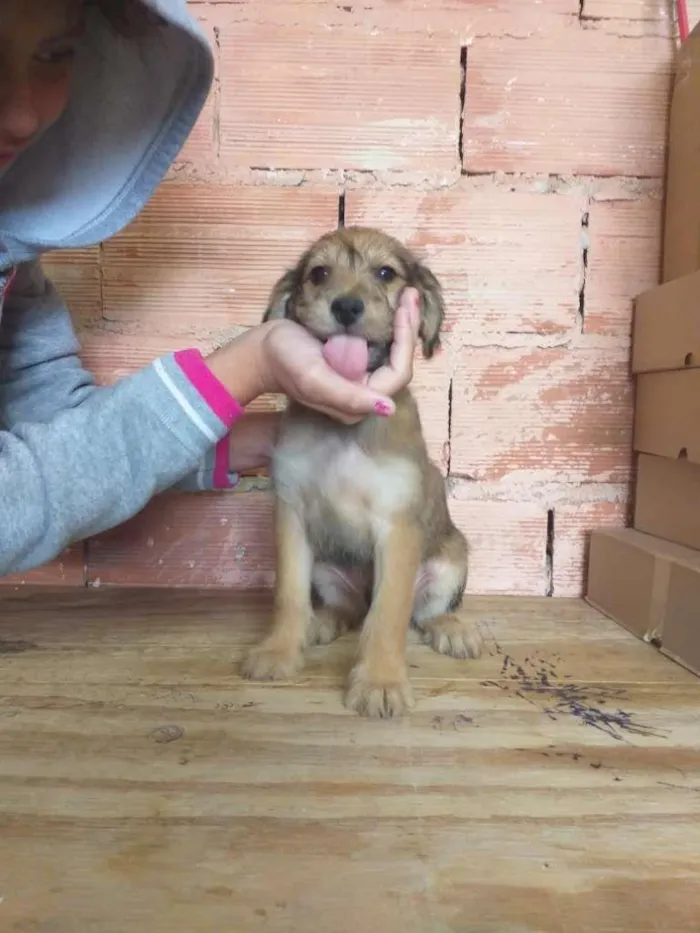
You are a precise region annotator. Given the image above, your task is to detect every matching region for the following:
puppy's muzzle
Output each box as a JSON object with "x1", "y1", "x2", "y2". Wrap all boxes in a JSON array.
[{"x1": 331, "y1": 295, "x2": 364, "y2": 329}]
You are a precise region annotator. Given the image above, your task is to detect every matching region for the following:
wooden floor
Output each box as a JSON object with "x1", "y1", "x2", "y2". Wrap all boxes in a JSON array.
[{"x1": 1, "y1": 590, "x2": 700, "y2": 932}]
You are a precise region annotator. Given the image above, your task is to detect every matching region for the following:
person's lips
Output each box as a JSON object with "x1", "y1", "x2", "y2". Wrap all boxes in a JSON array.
[{"x1": 0, "y1": 146, "x2": 24, "y2": 167}]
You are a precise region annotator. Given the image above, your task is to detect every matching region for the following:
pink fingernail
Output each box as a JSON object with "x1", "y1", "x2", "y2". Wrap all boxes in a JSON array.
[{"x1": 374, "y1": 401, "x2": 393, "y2": 417}]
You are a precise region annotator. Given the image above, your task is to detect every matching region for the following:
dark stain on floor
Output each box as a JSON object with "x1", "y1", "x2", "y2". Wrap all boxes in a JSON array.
[{"x1": 482, "y1": 650, "x2": 665, "y2": 742}]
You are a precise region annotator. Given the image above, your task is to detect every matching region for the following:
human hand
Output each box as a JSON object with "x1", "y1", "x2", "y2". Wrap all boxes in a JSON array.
[
  {"x1": 205, "y1": 288, "x2": 420, "y2": 424},
  {"x1": 260, "y1": 288, "x2": 421, "y2": 424},
  {"x1": 226, "y1": 412, "x2": 280, "y2": 473}
]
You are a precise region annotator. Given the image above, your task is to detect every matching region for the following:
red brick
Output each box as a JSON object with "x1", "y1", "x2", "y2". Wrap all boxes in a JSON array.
[
  {"x1": 583, "y1": 0, "x2": 672, "y2": 22},
  {"x1": 87, "y1": 493, "x2": 274, "y2": 588},
  {"x1": 43, "y1": 247, "x2": 101, "y2": 330},
  {"x1": 463, "y1": 26, "x2": 673, "y2": 176},
  {"x1": 101, "y1": 184, "x2": 338, "y2": 337},
  {"x1": 585, "y1": 196, "x2": 662, "y2": 336},
  {"x1": 449, "y1": 491, "x2": 549, "y2": 596},
  {"x1": 346, "y1": 182, "x2": 584, "y2": 338},
  {"x1": 0, "y1": 546, "x2": 85, "y2": 588},
  {"x1": 80, "y1": 335, "x2": 189, "y2": 384},
  {"x1": 216, "y1": 21, "x2": 459, "y2": 172},
  {"x1": 87, "y1": 488, "x2": 551, "y2": 595},
  {"x1": 553, "y1": 496, "x2": 629, "y2": 596},
  {"x1": 410, "y1": 350, "x2": 450, "y2": 472},
  {"x1": 195, "y1": 1, "x2": 579, "y2": 39},
  {"x1": 451, "y1": 346, "x2": 634, "y2": 484}
]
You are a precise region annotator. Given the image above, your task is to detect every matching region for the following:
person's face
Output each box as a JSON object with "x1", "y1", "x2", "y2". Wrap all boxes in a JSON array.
[{"x1": 0, "y1": 0, "x2": 84, "y2": 170}]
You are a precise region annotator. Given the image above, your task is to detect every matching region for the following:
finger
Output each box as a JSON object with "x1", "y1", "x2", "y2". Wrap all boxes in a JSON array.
[
  {"x1": 391, "y1": 288, "x2": 421, "y2": 366},
  {"x1": 227, "y1": 412, "x2": 281, "y2": 472},
  {"x1": 366, "y1": 289, "x2": 421, "y2": 397},
  {"x1": 401, "y1": 286, "x2": 422, "y2": 337},
  {"x1": 311, "y1": 405, "x2": 364, "y2": 425},
  {"x1": 302, "y1": 359, "x2": 396, "y2": 420}
]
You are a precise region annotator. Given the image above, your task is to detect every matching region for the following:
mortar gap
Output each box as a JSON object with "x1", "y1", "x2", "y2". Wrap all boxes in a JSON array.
[
  {"x1": 545, "y1": 509, "x2": 555, "y2": 597},
  {"x1": 446, "y1": 377, "x2": 454, "y2": 475},
  {"x1": 458, "y1": 46, "x2": 468, "y2": 168},
  {"x1": 338, "y1": 193, "x2": 346, "y2": 228},
  {"x1": 578, "y1": 210, "x2": 589, "y2": 331},
  {"x1": 578, "y1": 0, "x2": 585, "y2": 21}
]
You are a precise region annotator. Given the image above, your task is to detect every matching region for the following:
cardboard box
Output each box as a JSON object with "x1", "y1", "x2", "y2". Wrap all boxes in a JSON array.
[
  {"x1": 587, "y1": 26, "x2": 700, "y2": 682},
  {"x1": 635, "y1": 454, "x2": 700, "y2": 551},
  {"x1": 587, "y1": 528, "x2": 700, "y2": 677},
  {"x1": 663, "y1": 23, "x2": 700, "y2": 283},
  {"x1": 632, "y1": 270, "x2": 700, "y2": 373},
  {"x1": 634, "y1": 369, "x2": 700, "y2": 463}
]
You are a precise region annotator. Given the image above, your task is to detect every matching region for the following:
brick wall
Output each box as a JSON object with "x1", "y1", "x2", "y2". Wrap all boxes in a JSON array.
[{"x1": 5, "y1": 0, "x2": 682, "y2": 595}]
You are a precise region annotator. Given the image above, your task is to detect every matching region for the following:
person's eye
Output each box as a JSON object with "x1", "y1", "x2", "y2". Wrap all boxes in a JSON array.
[{"x1": 35, "y1": 43, "x2": 78, "y2": 65}]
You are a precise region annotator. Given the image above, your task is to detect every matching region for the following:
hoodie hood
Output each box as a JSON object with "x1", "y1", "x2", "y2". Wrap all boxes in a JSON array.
[{"x1": 0, "y1": 0, "x2": 213, "y2": 269}]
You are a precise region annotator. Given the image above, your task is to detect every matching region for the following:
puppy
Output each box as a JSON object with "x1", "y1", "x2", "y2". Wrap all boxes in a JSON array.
[{"x1": 241, "y1": 227, "x2": 482, "y2": 717}]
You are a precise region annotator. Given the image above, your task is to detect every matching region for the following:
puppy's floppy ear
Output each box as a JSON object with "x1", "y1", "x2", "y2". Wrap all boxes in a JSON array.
[
  {"x1": 412, "y1": 262, "x2": 445, "y2": 359},
  {"x1": 262, "y1": 268, "x2": 299, "y2": 323}
]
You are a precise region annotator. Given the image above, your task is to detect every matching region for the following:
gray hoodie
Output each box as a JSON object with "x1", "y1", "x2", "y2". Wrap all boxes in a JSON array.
[{"x1": 0, "y1": 0, "x2": 241, "y2": 575}]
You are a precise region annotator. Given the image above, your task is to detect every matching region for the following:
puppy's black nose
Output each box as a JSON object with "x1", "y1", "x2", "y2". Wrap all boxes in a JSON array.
[{"x1": 330, "y1": 295, "x2": 364, "y2": 328}]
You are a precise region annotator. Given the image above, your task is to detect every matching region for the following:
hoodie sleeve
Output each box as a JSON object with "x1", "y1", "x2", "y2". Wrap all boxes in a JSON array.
[
  {"x1": 0, "y1": 264, "x2": 244, "y2": 576},
  {"x1": 0, "y1": 261, "x2": 241, "y2": 492}
]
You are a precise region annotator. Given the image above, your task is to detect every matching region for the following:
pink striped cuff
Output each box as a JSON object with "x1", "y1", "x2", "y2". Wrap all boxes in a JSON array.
[{"x1": 174, "y1": 348, "x2": 244, "y2": 429}]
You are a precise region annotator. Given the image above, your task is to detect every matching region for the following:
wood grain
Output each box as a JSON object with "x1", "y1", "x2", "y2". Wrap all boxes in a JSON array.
[{"x1": 0, "y1": 589, "x2": 699, "y2": 932}]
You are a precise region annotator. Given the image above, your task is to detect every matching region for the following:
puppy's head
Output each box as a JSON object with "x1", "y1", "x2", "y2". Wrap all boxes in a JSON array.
[{"x1": 262, "y1": 227, "x2": 445, "y2": 371}]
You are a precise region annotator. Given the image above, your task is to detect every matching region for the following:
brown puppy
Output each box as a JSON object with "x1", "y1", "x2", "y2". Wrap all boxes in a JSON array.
[{"x1": 241, "y1": 227, "x2": 482, "y2": 717}]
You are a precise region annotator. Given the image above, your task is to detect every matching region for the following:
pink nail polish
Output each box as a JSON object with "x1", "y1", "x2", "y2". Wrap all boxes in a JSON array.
[{"x1": 374, "y1": 400, "x2": 392, "y2": 417}]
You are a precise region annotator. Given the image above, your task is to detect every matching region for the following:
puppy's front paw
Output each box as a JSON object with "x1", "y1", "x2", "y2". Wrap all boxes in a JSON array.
[
  {"x1": 345, "y1": 667, "x2": 414, "y2": 719},
  {"x1": 241, "y1": 641, "x2": 303, "y2": 682},
  {"x1": 421, "y1": 615, "x2": 483, "y2": 660}
]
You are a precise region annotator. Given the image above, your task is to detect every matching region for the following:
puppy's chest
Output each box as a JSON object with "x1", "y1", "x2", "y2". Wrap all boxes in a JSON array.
[{"x1": 272, "y1": 425, "x2": 419, "y2": 534}]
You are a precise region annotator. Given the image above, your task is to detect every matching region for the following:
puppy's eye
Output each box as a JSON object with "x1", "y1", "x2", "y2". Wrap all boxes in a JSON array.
[
  {"x1": 376, "y1": 266, "x2": 397, "y2": 284},
  {"x1": 309, "y1": 266, "x2": 330, "y2": 286}
]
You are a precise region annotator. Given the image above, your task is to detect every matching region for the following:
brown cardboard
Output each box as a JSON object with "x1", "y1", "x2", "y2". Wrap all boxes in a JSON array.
[
  {"x1": 632, "y1": 270, "x2": 700, "y2": 373},
  {"x1": 634, "y1": 454, "x2": 700, "y2": 550},
  {"x1": 587, "y1": 25, "x2": 700, "y2": 683},
  {"x1": 586, "y1": 528, "x2": 700, "y2": 677},
  {"x1": 663, "y1": 23, "x2": 700, "y2": 283},
  {"x1": 634, "y1": 369, "x2": 700, "y2": 463},
  {"x1": 587, "y1": 528, "x2": 664, "y2": 641},
  {"x1": 663, "y1": 562, "x2": 700, "y2": 675}
]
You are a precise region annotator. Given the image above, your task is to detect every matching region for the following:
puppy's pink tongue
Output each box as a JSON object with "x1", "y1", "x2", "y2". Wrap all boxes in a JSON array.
[{"x1": 322, "y1": 335, "x2": 369, "y2": 381}]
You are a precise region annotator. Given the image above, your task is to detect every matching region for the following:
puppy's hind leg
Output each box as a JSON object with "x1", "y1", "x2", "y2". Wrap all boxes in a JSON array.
[
  {"x1": 413, "y1": 528, "x2": 483, "y2": 660},
  {"x1": 308, "y1": 564, "x2": 369, "y2": 647}
]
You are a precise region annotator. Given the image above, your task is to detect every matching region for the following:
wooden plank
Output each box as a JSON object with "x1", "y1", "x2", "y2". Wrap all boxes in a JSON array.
[{"x1": 1, "y1": 590, "x2": 699, "y2": 932}]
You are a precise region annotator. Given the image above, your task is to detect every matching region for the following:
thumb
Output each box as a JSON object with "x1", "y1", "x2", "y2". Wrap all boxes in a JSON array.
[
  {"x1": 305, "y1": 358, "x2": 396, "y2": 419},
  {"x1": 390, "y1": 287, "x2": 421, "y2": 366},
  {"x1": 398, "y1": 287, "x2": 421, "y2": 337}
]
